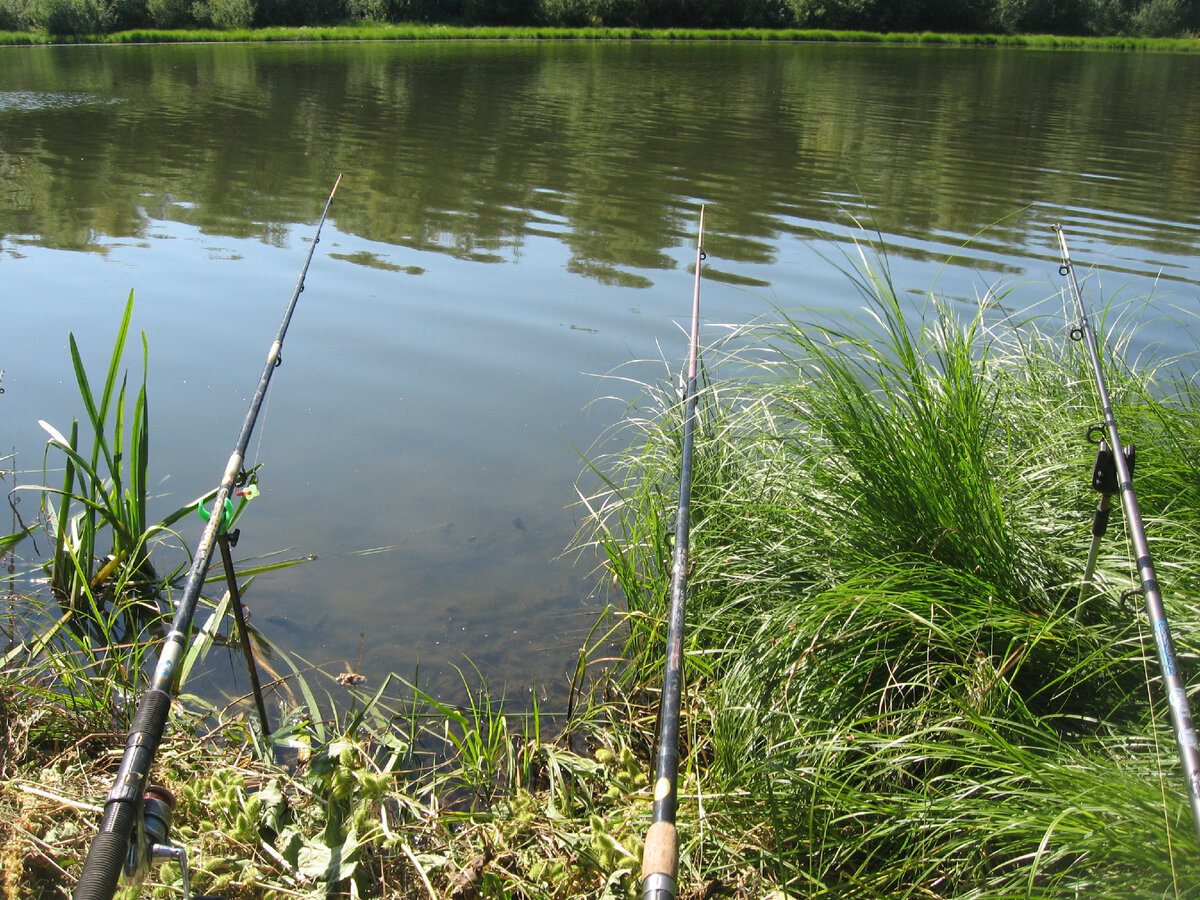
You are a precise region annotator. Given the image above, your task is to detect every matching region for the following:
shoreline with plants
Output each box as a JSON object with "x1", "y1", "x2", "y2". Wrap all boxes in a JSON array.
[
  {"x1": 5, "y1": 241, "x2": 1200, "y2": 897},
  {"x1": 0, "y1": 24, "x2": 1198, "y2": 49}
]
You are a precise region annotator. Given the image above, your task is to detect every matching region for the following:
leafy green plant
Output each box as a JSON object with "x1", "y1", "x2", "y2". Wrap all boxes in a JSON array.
[
  {"x1": 1131, "y1": 0, "x2": 1185, "y2": 34},
  {"x1": 145, "y1": 0, "x2": 193, "y2": 27},
  {"x1": 0, "y1": 0, "x2": 31, "y2": 30}
]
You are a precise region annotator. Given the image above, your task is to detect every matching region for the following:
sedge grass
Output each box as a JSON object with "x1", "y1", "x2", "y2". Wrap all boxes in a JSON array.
[{"x1": 580, "y1": 238, "x2": 1200, "y2": 895}]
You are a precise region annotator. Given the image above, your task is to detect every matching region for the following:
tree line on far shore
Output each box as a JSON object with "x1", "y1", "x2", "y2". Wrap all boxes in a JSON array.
[{"x1": 1, "y1": 0, "x2": 1197, "y2": 40}]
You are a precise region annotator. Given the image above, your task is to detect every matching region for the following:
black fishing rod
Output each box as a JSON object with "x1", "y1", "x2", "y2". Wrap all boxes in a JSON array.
[
  {"x1": 1054, "y1": 223, "x2": 1200, "y2": 847},
  {"x1": 641, "y1": 206, "x2": 705, "y2": 900},
  {"x1": 73, "y1": 175, "x2": 342, "y2": 900}
]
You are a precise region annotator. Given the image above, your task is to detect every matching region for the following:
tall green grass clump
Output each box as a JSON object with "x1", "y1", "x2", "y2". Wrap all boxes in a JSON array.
[
  {"x1": 1, "y1": 292, "x2": 216, "y2": 738},
  {"x1": 585, "y1": 243, "x2": 1200, "y2": 896},
  {"x1": 7, "y1": 291, "x2": 203, "y2": 616}
]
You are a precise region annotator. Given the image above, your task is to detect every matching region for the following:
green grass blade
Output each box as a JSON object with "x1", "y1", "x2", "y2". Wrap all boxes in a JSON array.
[
  {"x1": 130, "y1": 332, "x2": 149, "y2": 542},
  {"x1": 97, "y1": 290, "x2": 135, "y2": 434},
  {"x1": 177, "y1": 589, "x2": 235, "y2": 687},
  {"x1": 36, "y1": 423, "x2": 134, "y2": 545},
  {"x1": 67, "y1": 333, "x2": 119, "y2": 487}
]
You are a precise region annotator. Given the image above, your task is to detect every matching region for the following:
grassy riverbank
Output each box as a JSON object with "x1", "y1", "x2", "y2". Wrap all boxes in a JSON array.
[
  {"x1": 4, "y1": 246, "x2": 1200, "y2": 897},
  {"x1": 0, "y1": 24, "x2": 1198, "y2": 49}
]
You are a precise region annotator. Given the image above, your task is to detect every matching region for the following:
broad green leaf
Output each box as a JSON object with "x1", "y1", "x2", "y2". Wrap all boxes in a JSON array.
[
  {"x1": 296, "y1": 827, "x2": 358, "y2": 882},
  {"x1": 257, "y1": 778, "x2": 288, "y2": 837}
]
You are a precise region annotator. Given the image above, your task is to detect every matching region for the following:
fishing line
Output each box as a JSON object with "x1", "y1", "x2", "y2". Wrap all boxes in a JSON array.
[
  {"x1": 250, "y1": 221, "x2": 313, "y2": 471},
  {"x1": 252, "y1": 372, "x2": 272, "y2": 469}
]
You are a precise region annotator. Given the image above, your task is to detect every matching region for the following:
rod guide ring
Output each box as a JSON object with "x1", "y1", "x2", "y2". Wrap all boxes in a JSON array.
[{"x1": 1120, "y1": 587, "x2": 1143, "y2": 614}]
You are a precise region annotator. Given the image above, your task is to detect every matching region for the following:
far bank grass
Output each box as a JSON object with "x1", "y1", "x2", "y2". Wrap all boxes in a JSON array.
[{"x1": 0, "y1": 23, "x2": 1198, "y2": 51}]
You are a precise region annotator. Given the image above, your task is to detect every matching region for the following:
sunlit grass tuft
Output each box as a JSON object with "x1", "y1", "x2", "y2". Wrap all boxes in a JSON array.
[{"x1": 580, "y1": 238, "x2": 1200, "y2": 895}]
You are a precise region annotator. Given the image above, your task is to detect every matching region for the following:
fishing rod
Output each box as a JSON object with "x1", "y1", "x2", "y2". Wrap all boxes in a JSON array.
[
  {"x1": 73, "y1": 175, "x2": 342, "y2": 900},
  {"x1": 641, "y1": 206, "x2": 705, "y2": 900},
  {"x1": 1053, "y1": 223, "x2": 1200, "y2": 848}
]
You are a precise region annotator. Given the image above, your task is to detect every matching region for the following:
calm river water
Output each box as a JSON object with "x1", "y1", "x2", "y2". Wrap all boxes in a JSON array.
[{"x1": 2, "y1": 41, "x2": 1199, "y2": 704}]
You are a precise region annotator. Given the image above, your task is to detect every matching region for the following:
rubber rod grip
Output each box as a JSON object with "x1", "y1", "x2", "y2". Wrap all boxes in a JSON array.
[
  {"x1": 1092, "y1": 505, "x2": 1111, "y2": 538},
  {"x1": 641, "y1": 820, "x2": 678, "y2": 881},
  {"x1": 132, "y1": 688, "x2": 171, "y2": 740},
  {"x1": 73, "y1": 801, "x2": 135, "y2": 900}
]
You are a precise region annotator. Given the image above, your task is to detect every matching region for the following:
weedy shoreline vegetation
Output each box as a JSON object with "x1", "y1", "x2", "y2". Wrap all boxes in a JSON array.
[
  {"x1": 5, "y1": 244, "x2": 1200, "y2": 898},
  {"x1": 0, "y1": 24, "x2": 1199, "y2": 49},
  {"x1": 2, "y1": 0, "x2": 1200, "y2": 41}
]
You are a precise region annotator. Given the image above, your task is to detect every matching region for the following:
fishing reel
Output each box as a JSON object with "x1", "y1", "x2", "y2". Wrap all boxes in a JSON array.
[{"x1": 124, "y1": 785, "x2": 223, "y2": 900}]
